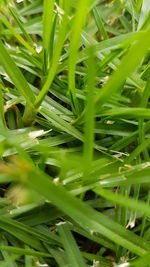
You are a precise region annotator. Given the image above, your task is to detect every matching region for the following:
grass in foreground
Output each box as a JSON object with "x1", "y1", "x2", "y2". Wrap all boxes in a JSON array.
[{"x1": 0, "y1": 0, "x2": 150, "y2": 266}]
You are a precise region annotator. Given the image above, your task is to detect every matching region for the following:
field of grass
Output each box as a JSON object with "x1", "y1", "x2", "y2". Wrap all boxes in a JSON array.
[{"x1": 0, "y1": 0, "x2": 150, "y2": 266}]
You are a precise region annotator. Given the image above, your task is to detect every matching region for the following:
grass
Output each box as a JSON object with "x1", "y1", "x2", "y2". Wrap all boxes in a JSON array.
[{"x1": 0, "y1": 0, "x2": 150, "y2": 266}]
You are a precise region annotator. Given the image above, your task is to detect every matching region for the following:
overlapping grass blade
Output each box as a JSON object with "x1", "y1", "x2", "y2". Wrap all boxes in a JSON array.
[
  {"x1": 0, "y1": 14, "x2": 36, "y2": 55},
  {"x1": 94, "y1": 187, "x2": 150, "y2": 219},
  {"x1": 2, "y1": 159, "x2": 150, "y2": 256},
  {"x1": 0, "y1": 246, "x2": 51, "y2": 258},
  {"x1": 95, "y1": 27, "x2": 150, "y2": 110}
]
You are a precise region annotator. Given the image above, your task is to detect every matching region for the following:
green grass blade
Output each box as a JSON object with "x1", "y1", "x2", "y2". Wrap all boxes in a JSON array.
[
  {"x1": 0, "y1": 14, "x2": 36, "y2": 55},
  {"x1": 43, "y1": 0, "x2": 55, "y2": 70},
  {"x1": 125, "y1": 138, "x2": 150, "y2": 164},
  {"x1": 49, "y1": 248, "x2": 67, "y2": 267},
  {"x1": 138, "y1": 0, "x2": 150, "y2": 29},
  {"x1": 68, "y1": 0, "x2": 88, "y2": 114},
  {"x1": 0, "y1": 246, "x2": 51, "y2": 258},
  {"x1": 57, "y1": 223, "x2": 87, "y2": 267},
  {"x1": 0, "y1": 80, "x2": 5, "y2": 129},
  {"x1": 92, "y1": 6, "x2": 108, "y2": 40},
  {"x1": 0, "y1": 219, "x2": 44, "y2": 251},
  {"x1": 8, "y1": 7, "x2": 34, "y2": 46},
  {"x1": 83, "y1": 46, "x2": 95, "y2": 176},
  {"x1": 0, "y1": 40, "x2": 35, "y2": 105},
  {"x1": 100, "y1": 107, "x2": 150, "y2": 119},
  {"x1": 94, "y1": 187, "x2": 150, "y2": 219},
  {"x1": 138, "y1": 68, "x2": 150, "y2": 160},
  {"x1": 34, "y1": 0, "x2": 71, "y2": 108},
  {"x1": 4, "y1": 159, "x2": 150, "y2": 256},
  {"x1": 95, "y1": 27, "x2": 150, "y2": 110}
]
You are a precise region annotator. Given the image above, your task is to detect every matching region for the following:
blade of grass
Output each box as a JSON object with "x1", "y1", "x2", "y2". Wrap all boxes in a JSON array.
[
  {"x1": 3, "y1": 158, "x2": 150, "y2": 256},
  {"x1": 68, "y1": 0, "x2": 89, "y2": 114},
  {"x1": 0, "y1": 246, "x2": 52, "y2": 258},
  {"x1": 8, "y1": 7, "x2": 34, "y2": 46},
  {"x1": 138, "y1": 0, "x2": 150, "y2": 29},
  {"x1": 0, "y1": 236, "x2": 18, "y2": 267},
  {"x1": 92, "y1": 6, "x2": 108, "y2": 40},
  {"x1": 100, "y1": 107, "x2": 150, "y2": 119},
  {"x1": 95, "y1": 26, "x2": 150, "y2": 111},
  {"x1": 68, "y1": 0, "x2": 98, "y2": 114},
  {"x1": 0, "y1": 80, "x2": 5, "y2": 129},
  {"x1": 0, "y1": 14, "x2": 36, "y2": 55},
  {"x1": 0, "y1": 219, "x2": 45, "y2": 251},
  {"x1": 71, "y1": 162, "x2": 150, "y2": 194},
  {"x1": 34, "y1": 0, "x2": 71, "y2": 108},
  {"x1": 0, "y1": 216, "x2": 59, "y2": 247},
  {"x1": 94, "y1": 187, "x2": 150, "y2": 219},
  {"x1": 125, "y1": 137, "x2": 150, "y2": 164},
  {"x1": 0, "y1": 40, "x2": 35, "y2": 105},
  {"x1": 57, "y1": 222, "x2": 87, "y2": 267},
  {"x1": 0, "y1": 40, "x2": 35, "y2": 124},
  {"x1": 43, "y1": 0, "x2": 55, "y2": 71},
  {"x1": 83, "y1": 45, "x2": 95, "y2": 177},
  {"x1": 58, "y1": 32, "x2": 133, "y2": 73},
  {"x1": 138, "y1": 68, "x2": 150, "y2": 160},
  {"x1": 49, "y1": 248, "x2": 67, "y2": 267}
]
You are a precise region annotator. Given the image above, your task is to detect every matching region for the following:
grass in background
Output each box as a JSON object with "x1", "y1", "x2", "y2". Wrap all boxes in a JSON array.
[{"x1": 0, "y1": 0, "x2": 150, "y2": 266}]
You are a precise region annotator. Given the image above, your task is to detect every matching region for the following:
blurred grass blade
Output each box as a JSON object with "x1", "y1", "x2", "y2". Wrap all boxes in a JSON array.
[
  {"x1": 95, "y1": 27, "x2": 150, "y2": 110},
  {"x1": 131, "y1": 253, "x2": 150, "y2": 267},
  {"x1": 138, "y1": 0, "x2": 150, "y2": 29},
  {"x1": 5, "y1": 159, "x2": 150, "y2": 256},
  {"x1": 1, "y1": 1, "x2": 150, "y2": 266}
]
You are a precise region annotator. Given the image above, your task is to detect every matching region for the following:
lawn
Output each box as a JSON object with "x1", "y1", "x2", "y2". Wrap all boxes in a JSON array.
[{"x1": 0, "y1": 0, "x2": 150, "y2": 266}]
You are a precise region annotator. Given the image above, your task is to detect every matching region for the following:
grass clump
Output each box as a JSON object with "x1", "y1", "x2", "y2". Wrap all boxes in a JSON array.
[{"x1": 0, "y1": 0, "x2": 150, "y2": 266}]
